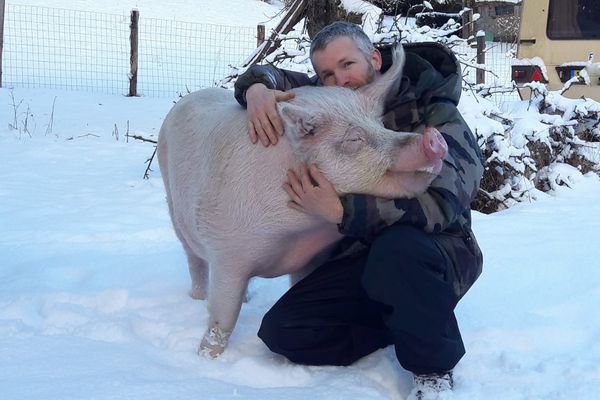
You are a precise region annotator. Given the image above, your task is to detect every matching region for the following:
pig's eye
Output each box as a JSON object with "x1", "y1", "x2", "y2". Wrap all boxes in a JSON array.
[
  {"x1": 345, "y1": 126, "x2": 366, "y2": 143},
  {"x1": 345, "y1": 136, "x2": 365, "y2": 146},
  {"x1": 338, "y1": 132, "x2": 366, "y2": 155}
]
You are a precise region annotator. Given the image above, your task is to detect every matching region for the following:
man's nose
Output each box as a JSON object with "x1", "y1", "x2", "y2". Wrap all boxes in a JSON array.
[{"x1": 335, "y1": 71, "x2": 351, "y2": 87}]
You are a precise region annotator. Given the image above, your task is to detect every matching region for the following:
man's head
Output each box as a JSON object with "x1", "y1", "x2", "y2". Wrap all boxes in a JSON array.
[{"x1": 309, "y1": 21, "x2": 382, "y2": 89}]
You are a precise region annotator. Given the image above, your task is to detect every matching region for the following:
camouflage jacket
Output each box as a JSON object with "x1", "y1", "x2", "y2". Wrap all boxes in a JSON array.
[{"x1": 234, "y1": 43, "x2": 484, "y2": 257}]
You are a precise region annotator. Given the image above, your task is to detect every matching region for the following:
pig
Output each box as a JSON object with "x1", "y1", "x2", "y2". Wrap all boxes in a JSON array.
[{"x1": 156, "y1": 44, "x2": 448, "y2": 358}]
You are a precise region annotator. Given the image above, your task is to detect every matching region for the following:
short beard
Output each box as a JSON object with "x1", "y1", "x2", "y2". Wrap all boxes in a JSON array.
[
  {"x1": 365, "y1": 63, "x2": 377, "y2": 84},
  {"x1": 367, "y1": 59, "x2": 377, "y2": 84}
]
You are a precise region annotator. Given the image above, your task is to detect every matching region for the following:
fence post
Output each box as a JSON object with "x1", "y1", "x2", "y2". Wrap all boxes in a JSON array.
[
  {"x1": 257, "y1": 24, "x2": 265, "y2": 47},
  {"x1": 0, "y1": 0, "x2": 5, "y2": 87},
  {"x1": 476, "y1": 34, "x2": 485, "y2": 85},
  {"x1": 462, "y1": 8, "x2": 473, "y2": 39},
  {"x1": 128, "y1": 9, "x2": 139, "y2": 97}
]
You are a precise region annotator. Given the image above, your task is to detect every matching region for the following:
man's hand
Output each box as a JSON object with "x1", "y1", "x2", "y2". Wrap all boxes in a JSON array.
[
  {"x1": 283, "y1": 164, "x2": 343, "y2": 224},
  {"x1": 246, "y1": 83, "x2": 295, "y2": 146}
]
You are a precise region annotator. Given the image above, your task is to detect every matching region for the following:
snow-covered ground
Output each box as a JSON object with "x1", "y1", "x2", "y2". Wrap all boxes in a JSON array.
[
  {"x1": 1, "y1": 1, "x2": 600, "y2": 399},
  {"x1": 2, "y1": 86, "x2": 599, "y2": 400},
  {"x1": 7, "y1": 0, "x2": 285, "y2": 25}
]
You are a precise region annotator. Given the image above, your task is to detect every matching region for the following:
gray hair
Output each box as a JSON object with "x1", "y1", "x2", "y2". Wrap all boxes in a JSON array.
[{"x1": 309, "y1": 21, "x2": 374, "y2": 62}]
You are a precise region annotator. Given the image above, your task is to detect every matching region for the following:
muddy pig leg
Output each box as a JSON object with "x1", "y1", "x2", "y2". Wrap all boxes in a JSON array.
[{"x1": 199, "y1": 264, "x2": 249, "y2": 358}]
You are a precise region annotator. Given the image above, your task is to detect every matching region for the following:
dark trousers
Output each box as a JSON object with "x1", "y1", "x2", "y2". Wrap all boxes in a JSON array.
[{"x1": 258, "y1": 224, "x2": 481, "y2": 374}]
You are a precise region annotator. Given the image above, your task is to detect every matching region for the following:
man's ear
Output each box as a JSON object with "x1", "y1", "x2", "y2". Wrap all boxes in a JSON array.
[
  {"x1": 371, "y1": 48, "x2": 382, "y2": 72},
  {"x1": 278, "y1": 103, "x2": 317, "y2": 138}
]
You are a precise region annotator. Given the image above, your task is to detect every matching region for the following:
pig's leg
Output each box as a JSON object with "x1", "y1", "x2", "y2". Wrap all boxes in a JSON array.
[
  {"x1": 199, "y1": 267, "x2": 249, "y2": 358},
  {"x1": 173, "y1": 227, "x2": 208, "y2": 299},
  {"x1": 166, "y1": 199, "x2": 209, "y2": 299},
  {"x1": 187, "y1": 250, "x2": 209, "y2": 300},
  {"x1": 161, "y1": 169, "x2": 209, "y2": 300}
]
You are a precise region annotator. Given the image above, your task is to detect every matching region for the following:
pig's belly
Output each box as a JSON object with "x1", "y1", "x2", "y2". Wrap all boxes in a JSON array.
[{"x1": 255, "y1": 225, "x2": 343, "y2": 278}]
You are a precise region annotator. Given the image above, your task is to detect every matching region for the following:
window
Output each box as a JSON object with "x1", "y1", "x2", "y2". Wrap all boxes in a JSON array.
[
  {"x1": 495, "y1": 6, "x2": 514, "y2": 16},
  {"x1": 547, "y1": 0, "x2": 600, "y2": 39}
]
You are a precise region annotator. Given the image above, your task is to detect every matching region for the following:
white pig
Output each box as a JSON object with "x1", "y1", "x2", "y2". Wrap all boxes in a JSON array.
[{"x1": 157, "y1": 45, "x2": 448, "y2": 357}]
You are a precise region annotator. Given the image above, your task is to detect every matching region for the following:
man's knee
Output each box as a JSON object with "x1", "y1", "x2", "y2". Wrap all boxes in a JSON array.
[
  {"x1": 361, "y1": 223, "x2": 457, "y2": 320},
  {"x1": 258, "y1": 306, "x2": 308, "y2": 364},
  {"x1": 257, "y1": 308, "x2": 358, "y2": 366},
  {"x1": 365, "y1": 224, "x2": 448, "y2": 282}
]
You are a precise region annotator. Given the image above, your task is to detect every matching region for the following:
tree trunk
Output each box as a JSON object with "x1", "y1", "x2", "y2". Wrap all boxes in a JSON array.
[
  {"x1": 305, "y1": 0, "x2": 364, "y2": 38},
  {"x1": 306, "y1": 0, "x2": 342, "y2": 38}
]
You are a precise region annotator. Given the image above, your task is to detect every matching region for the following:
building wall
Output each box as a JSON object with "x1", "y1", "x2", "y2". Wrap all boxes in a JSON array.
[{"x1": 476, "y1": 2, "x2": 522, "y2": 42}]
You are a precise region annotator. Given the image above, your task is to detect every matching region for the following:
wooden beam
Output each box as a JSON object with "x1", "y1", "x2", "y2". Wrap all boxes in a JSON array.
[{"x1": 220, "y1": 0, "x2": 307, "y2": 86}]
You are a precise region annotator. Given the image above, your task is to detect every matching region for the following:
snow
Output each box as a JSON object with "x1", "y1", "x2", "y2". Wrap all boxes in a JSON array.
[
  {"x1": 1, "y1": 1, "x2": 600, "y2": 400},
  {"x1": 8, "y1": 0, "x2": 285, "y2": 27},
  {"x1": 339, "y1": 0, "x2": 383, "y2": 33},
  {"x1": 584, "y1": 63, "x2": 600, "y2": 85}
]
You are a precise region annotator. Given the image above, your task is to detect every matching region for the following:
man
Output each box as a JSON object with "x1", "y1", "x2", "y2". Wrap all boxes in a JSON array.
[{"x1": 234, "y1": 21, "x2": 484, "y2": 400}]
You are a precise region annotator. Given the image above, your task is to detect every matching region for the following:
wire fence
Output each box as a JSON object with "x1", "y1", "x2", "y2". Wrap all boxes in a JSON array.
[
  {"x1": 2, "y1": 4, "x2": 519, "y2": 103},
  {"x1": 454, "y1": 40, "x2": 520, "y2": 104},
  {"x1": 4, "y1": 5, "x2": 130, "y2": 94},
  {"x1": 139, "y1": 18, "x2": 256, "y2": 97},
  {"x1": 2, "y1": 4, "x2": 257, "y2": 98}
]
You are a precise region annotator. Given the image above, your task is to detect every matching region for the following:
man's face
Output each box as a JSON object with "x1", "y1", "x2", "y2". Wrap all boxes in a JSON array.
[{"x1": 311, "y1": 36, "x2": 382, "y2": 89}]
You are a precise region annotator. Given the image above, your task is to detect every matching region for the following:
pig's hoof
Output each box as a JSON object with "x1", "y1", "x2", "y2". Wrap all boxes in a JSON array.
[
  {"x1": 198, "y1": 326, "x2": 230, "y2": 358},
  {"x1": 189, "y1": 287, "x2": 207, "y2": 300}
]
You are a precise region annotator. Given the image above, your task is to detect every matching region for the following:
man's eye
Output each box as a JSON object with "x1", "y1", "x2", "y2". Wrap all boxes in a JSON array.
[{"x1": 344, "y1": 62, "x2": 353, "y2": 68}]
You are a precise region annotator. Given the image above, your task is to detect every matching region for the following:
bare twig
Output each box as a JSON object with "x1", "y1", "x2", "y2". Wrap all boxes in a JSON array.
[
  {"x1": 143, "y1": 146, "x2": 157, "y2": 180},
  {"x1": 66, "y1": 133, "x2": 101, "y2": 140},
  {"x1": 45, "y1": 96, "x2": 57, "y2": 137},
  {"x1": 126, "y1": 133, "x2": 157, "y2": 144},
  {"x1": 22, "y1": 105, "x2": 33, "y2": 137},
  {"x1": 457, "y1": 58, "x2": 500, "y2": 80},
  {"x1": 8, "y1": 90, "x2": 23, "y2": 131},
  {"x1": 112, "y1": 123, "x2": 119, "y2": 141},
  {"x1": 474, "y1": 82, "x2": 517, "y2": 98},
  {"x1": 125, "y1": 132, "x2": 159, "y2": 179}
]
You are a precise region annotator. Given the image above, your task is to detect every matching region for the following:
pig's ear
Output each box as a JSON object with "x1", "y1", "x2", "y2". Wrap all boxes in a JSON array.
[
  {"x1": 359, "y1": 43, "x2": 405, "y2": 104},
  {"x1": 279, "y1": 103, "x2": 318, "y2": 138}
]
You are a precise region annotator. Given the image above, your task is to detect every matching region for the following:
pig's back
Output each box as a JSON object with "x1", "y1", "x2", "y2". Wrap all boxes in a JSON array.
[{"x1": 159, "y1": 88, "x2": 316, "y2": 260}]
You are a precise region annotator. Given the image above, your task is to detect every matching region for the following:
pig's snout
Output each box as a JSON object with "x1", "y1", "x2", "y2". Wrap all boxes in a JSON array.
[
  {"x1": 423, "y1": 127, "x2": 448, "y2": 163},
  {"x1": 390, "y1": 128, "x2": 447, "y2": 174}
]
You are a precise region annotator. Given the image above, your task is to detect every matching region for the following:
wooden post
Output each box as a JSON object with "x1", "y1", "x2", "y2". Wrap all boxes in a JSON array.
[
  {"x1": 476, "y1": 34, "x2": 485, "y2": 85},
  {"x1": 128, "y1": 9, "x2": 139, "y2": 97},
  {"x1": 242, "y1": 0, "x2": 306, "y2": 67},
  {"x1": 462, "y1": 8, "x2": 473, "y2": 40},
  {"x1": 257, "y1": 24, "x2": 265, "y2": 47},
  {"x1": 219, "y1": 0, "x2": 307, "y2": 87},
  {"x1": 0, "y1": 0, "x2": 5, "y2": 87}
]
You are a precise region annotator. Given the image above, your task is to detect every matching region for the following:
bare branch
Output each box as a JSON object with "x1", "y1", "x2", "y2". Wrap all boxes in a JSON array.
[
  {"x1": 126, "y1": 133, "x2": 157, "y2": 144},
  {"x1": 143, "y1": 147, "x2": 158, "y2": 180}
]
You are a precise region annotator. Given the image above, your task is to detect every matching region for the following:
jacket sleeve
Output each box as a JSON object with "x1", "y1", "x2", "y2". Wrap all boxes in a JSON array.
[
  {"x1": 338, "y1": 111, "x2": 484, "y2": 241},
  {"x1": 234, "y1": 64, "x2": 315, "y2": 107}
]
